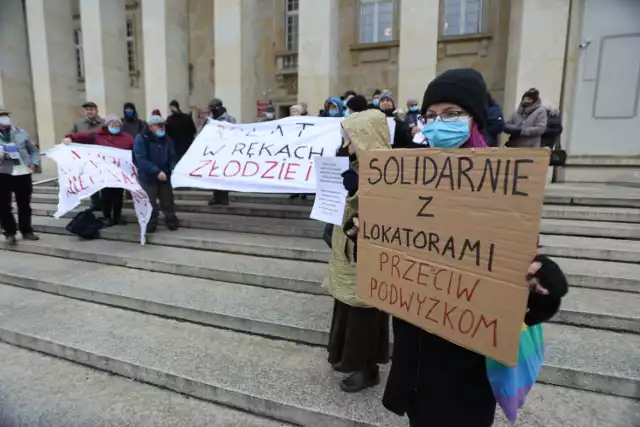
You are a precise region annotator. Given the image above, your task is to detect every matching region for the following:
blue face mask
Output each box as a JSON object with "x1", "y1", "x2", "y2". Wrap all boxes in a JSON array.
[
  {"x1": 344, "y1": 110, "x2": 351, "y2": 118},
  {"x1": 373, "y1": 99, "x2": 380, "y2": 107},
  {"x1": 124, "y1": 109, "x2": 134, "y2": 117},
  {"x1": 421, "y1": 116, "x2": 471, "y2": 149},
  {"x1": 409, "y1": 106, "x2": 419, "y2": 113},
  {"x1": 108, "y1": 127, "x2": 120, "y2": 135},
  {"x1": 328, "y1": 109, "x2": 339, "y2": 117},
  {"x1": 154, "y1": 129, "x2": 166, "y2": 138}
]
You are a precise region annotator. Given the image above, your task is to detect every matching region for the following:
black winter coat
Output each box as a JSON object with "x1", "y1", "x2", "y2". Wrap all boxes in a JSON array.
[
  {"x1": 166, "y1": 112, "x2": 197, "y2": 157},
  {"x1": 541, "y1": 113, "x2": 563, "y2": 149},
  {"x1": 382, "y1": 254, "x2": 568, "y2": 426}
]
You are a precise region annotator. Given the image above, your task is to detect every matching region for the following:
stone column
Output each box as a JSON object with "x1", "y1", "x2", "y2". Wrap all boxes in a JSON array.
[
  {"x1": 297, "y1": 0, "x2": 340, "y2": 114},
  {"x1": 504, "y1": 0, "x2": 570, "y2": 111},
  {"x1": 397, "y1": 0, "x2": 439, "y2": 107},
  {"x1": 25, "y1": 0, "x2": 79, "y2": 155},
  {"x1": 141, "y1": 0, "x2": 189, "y2": 118},
  {"x1": 213, "y1": 0, "x2": 259, "y2": 123},
  {"x1": 0, "y1": 0, "x2": 37, "y2": 139},
  {"x1": 80, "y1": 0, "x2": 128, "y2": 115}
]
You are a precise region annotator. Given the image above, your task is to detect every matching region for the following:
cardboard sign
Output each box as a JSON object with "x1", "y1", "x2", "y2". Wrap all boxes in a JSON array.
[
  {"x1": 46, "y1": 144, "x2": 152, "y2": 245},
  {"x1": 355, "y1": 148, "x2": 550, "y2": 366},
  {"x1": 171, "y1": 116, "x2": 397, "y2": 194}
]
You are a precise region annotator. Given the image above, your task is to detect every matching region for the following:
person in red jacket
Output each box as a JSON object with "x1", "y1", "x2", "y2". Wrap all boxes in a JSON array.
[{"x1": 63, "y1": 115, "x2": 134, "y2": 227}]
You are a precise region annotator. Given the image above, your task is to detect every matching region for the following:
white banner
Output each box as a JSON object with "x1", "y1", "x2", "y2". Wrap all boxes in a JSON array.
[
  {"x1": 46, "y1": 144, "x2": 152, "y2": 244},
  {"x1": 171, "y1": 116, "x2": 396, "y2": 193}
]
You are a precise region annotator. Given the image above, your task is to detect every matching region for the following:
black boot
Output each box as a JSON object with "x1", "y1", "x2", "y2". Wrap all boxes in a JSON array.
[{"x1": 339, "y1": 366, "x2": 380, "y2": 393}]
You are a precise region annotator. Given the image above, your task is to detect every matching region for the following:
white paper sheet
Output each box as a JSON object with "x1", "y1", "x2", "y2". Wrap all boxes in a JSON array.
[{"x1": 310, "y1": 156, "x2": 350, "y2": 226}]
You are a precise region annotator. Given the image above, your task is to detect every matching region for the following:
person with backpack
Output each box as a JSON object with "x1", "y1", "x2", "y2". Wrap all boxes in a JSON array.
[
  {"x1": 64, "y1": 115, "x2": 135, "y2": 227},
  {"x1": 133, "y1": 115, "x2": 179, "y2": 233}
]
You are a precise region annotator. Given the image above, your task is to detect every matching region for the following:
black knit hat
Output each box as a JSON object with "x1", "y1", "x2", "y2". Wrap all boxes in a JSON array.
[
  {"x1": 169, "y1": 99, "x2": 180, "y2": 109},
  {"x1": 522, "y1": 88, "x2": 540, "y2": 102},
  {"x1": 421, "y1": 68, "x2": 488, "y2": 131},
  {"x1": 346, "y1": 95, "x2": 368, "y2": 113}
]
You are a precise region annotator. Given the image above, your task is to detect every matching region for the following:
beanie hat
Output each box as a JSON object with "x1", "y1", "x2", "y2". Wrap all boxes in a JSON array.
[
  {"x1": 208, "y1": 98, "x2": 223, "y2": 109},
  {"x1": 421, "y1": 68, "x2": 488, "y2": 131},
  {"x1": 346, "y1": 95, "x2": 369, "y2": 113},
  {"x1": 104, "y1": 115, "x2": 122, "y2": 125},
  {"x1": 290, "y1": 104, "x2": 304, "y2": 115},
  {"x1": 380, "y1": 92, "x2": 394, "y2": 104},
  {"x1": 522, "y1": 88, "x2": 540, "y2": 102}
]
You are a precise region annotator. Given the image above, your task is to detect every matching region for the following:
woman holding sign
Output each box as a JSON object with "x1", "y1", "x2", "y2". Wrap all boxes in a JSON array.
[
  {"x1": 323, "y1": 109, "x2": 392, "y2": 393},
  {"x1": 373, "y1": 69, "x2": 569, "y2": 426}
]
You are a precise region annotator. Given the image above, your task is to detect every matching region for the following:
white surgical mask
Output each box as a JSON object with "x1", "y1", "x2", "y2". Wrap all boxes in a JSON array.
[{"x1": 0, "y1": 116, "x2": 10, "y2": 126}]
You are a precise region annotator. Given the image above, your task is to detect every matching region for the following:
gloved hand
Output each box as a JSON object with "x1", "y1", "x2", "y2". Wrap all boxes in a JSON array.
[{"x1": 341, "y1": 168, "x2": 358, "y2": 197}]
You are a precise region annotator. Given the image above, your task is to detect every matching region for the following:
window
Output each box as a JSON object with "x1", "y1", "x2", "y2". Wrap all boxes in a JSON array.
[
  {"x1": 74, "y1": 28, "x2": 85, "y2": 81},
  {"x1": 359, "y1": 0, "x2": 394, "y2": 44},
  {"x1": 443, "y1": 0, "x2": 483, "y2": 36},
  {"x1": 285, "y1": 0, "x2": 299, "y2": 51},
  {"x1": 126, "y1": 18, "x2": 137, "y2": 74}
]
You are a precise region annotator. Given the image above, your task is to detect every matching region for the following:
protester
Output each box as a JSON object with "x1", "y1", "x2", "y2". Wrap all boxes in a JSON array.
[
  {"x1": 0, "y1": 105, "x2": 40, "y2": 244},
  {"x1": 324, "y1": 109, "x2": 391, "y2": 393},
  {"x1": 133, "y1": 115, "x2": 179, "y2": 233},
  {"x1": 363, "y1": 69, "x2": 569, "y2": 427},
  {"x1": 540, "y1": 100, "x2": 563, "y2": 149},
  {"x1": 262, "y1": 105, "x2": 276, "y2": 122},
  {"x1": 206, "y1": 98, "x2": 236, "y2": 206},
  {"x1": 289, "y1": 104, "x2": 305, "y2": 116},
  {"x1": 485, "y1": 93, "x2": 505, "y2": 147},
  {"x1": 166, "y1": 100, "x2": 197, "y2": 159},
  {"x1": 405, "y1": 98, "x2": 420, "y2": 127},
  {"x1": 321, "y1": 97, "x2": 344, "y2": 118},
  {"x1": 346, "y1": 95, "x2": 368, "y2": 115},
  {"x1": 342, "y1": 90, "x2": 357, "y2": 109},
  {"x1": 121, "y1": 102, "x2": 146, "y2": 138},
  {"x1": 504, "y1": 88, "x2": 548, "y2": 148},
  {"x1": 376, "y1": 92, "x2": 413, "y2": 148},
  {"x1": 368, "y1": 89, "x2": 382, "y2": 109},
  {"x1": 70, "y1": 101, "x2": 104, "y2": 211},
  {"x1": 64, "y1": 115, "x2": 135, "y2": 226}
]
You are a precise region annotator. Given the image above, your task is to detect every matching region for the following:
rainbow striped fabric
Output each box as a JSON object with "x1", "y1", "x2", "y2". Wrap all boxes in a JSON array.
[{"x1": 486, "y1": 323, "x2": 545, "y2": 424}]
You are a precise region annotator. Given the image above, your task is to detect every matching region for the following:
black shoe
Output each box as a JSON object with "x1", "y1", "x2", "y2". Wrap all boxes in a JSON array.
[
  {"x1": 5, "y1": 235, "x2": 17, "y2": 245},
  {"x1": 339, "y1": 368, "x2": 380, "y2": 393},
  {"x1": 102, "y1": 218, "x2": 114, "y2": 227},
  {"x1": 146, "y1": 224, "x2": 157, "y2": 234},
  {"x1": 332, "y1": 362, "x2": 356, "y2": 373},
  {"x1": 114, "y1": 217, "x2": 127, "y2": 226},
  {"x1": 166, "y1": 217, "x2": 179, "y2": 231}
]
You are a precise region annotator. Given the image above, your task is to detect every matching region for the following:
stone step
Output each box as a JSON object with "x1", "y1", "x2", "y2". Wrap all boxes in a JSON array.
[
  {"x1": 3, "y1": 233, "x2": 639, "y2": 297},
  {"x1": 3, "y1": 342, "x2": 640, "y2": 427},
  {"x1": 540, "y1": 235, "x2": 640, "y2": 263},
  {"x1": 2, "y1": 251, "x2": 637, "y2": 345},
  {"x1": 29, "y1": 193, "x2": 640, "y2": 223},
  {"x1": 34, "y1": 181, "x2": 640, "y2": 209},
  {"x1": 0, "y1": 342, "x2": 294, "y2": 427},
  {"x1": 540, "y1": 219, "x2": 640, "y2": 240},
  {"x1": 0, "y1": 251, "x2": 331, "y2": 346},
  {"x1": 0, "y1": 286, "x2": 637, "y2": 426},
  {"x1": 542, "y1": 205, "x2": 640, "y2": 223},
  {"x1": 29, "y1": 215, "x2": 330, "y2": 262},
  {"x1": 1, "y1": 233, "x2": 327, "y2": 295}
]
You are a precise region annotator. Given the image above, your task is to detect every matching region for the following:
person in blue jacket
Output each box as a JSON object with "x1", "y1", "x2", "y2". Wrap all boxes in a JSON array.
[
  {"x1": 321, "y1": 97, "x2": 344, "y2": 117},
  {"x1": 485, "y1": 93, "x2": 505, "y2": 147},
  {"x1": 133, "y1": 115, "x2": 179, "y2": 233}
]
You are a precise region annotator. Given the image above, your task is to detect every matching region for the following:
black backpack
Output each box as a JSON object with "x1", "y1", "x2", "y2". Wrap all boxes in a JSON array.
[{"x1": 66, "y1": 209, "x2": 104, "y2": 240}]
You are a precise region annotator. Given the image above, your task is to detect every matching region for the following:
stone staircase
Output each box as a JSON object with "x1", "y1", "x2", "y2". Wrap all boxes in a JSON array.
[{"x1": 0, "y1": 183, "x2": 638, "y2": 426}]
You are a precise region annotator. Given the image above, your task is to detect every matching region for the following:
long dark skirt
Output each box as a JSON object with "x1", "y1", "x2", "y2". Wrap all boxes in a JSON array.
[{"x1": 327, "y1": 299, "x2": 390, "y2": 371}]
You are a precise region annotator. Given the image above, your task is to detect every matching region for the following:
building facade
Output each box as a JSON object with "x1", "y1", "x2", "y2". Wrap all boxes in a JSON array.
[{"x1": 0, "y1": 0, "x2": 638, "y2": 182}]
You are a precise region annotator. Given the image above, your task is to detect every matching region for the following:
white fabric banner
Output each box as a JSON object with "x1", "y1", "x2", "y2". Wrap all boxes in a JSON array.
[
  {"x1": 46, "y1": 144, "x2": 152, "y2": 244},
  {"x1": 171, "y1": 116, "x2": 396, "y2": 193}
]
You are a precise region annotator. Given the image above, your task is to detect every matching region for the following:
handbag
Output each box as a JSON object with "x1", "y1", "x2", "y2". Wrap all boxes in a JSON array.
[
  {"x1": 549, "y1": 149, "x2": 567, "y2": 166},
  {"x1": 486, "y1": 323, "x2": 544, "y2": 424}
]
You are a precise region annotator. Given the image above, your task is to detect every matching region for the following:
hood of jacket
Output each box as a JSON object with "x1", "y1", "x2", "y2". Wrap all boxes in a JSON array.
[
  {"x1": 123, "y1": 102, "x2": 139, "y2": 121},
  {"x1": 324, "y1": 97, "x2": 344, "y2": 117},
  {"x1": 341, "y1": 109, "x2": 392, "y2": 155}
]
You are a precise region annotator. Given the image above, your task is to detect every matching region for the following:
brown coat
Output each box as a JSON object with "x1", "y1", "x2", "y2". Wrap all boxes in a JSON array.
[{"x1": 504, "y1": 101, "x2": 548, "y2": 148}]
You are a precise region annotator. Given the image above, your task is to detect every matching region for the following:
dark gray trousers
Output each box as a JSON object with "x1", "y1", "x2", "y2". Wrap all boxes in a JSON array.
[{"x1": 140, "y1": 180, "x2": 176, "y2": 228}]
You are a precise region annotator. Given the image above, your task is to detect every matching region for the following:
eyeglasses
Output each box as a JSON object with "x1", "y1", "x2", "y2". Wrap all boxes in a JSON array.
[{"x1": 419, "y1": 111, "x2": 468, "y2": 124}]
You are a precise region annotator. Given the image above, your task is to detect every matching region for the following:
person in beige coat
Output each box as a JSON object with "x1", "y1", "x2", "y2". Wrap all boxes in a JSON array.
[
  {"x1": 504, "y1": 88, "x2": 548, "y2": 148},
  {"x1": 323, "y1": 109, "x2": 391, "y2": 393}
]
